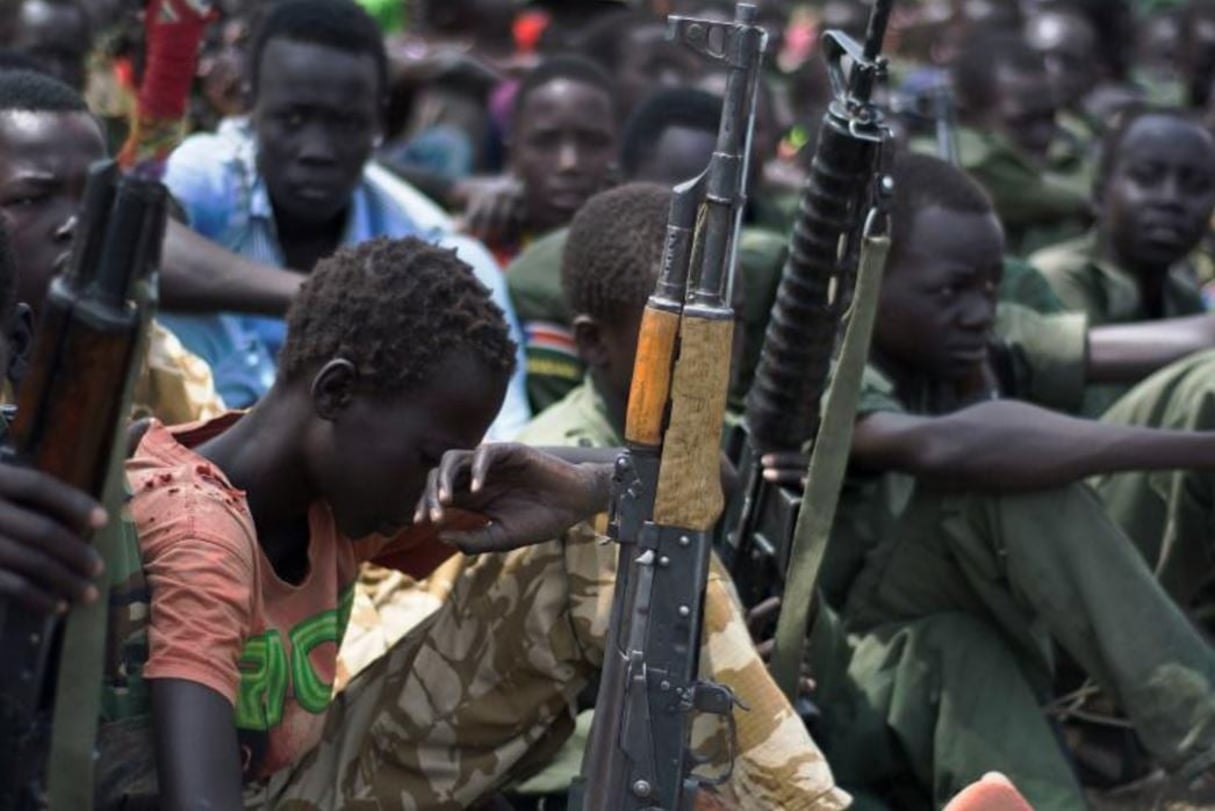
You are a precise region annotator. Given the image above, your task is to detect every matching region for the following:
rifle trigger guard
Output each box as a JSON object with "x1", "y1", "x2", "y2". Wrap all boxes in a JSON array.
[{"x1": 681, "y1": 681, "x2": 747, "y2": 788}]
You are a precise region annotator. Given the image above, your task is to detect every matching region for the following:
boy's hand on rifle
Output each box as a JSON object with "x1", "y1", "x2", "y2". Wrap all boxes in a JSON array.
[
  {"x1": 0, "y1": 463, "x2": 107, "y2": 614},
  {"x1": 414, "y1": 443, "x2": 612, "y2": 554},
  {"x1": 760, "y1": 451, "x2": 809, "y2": 491}
]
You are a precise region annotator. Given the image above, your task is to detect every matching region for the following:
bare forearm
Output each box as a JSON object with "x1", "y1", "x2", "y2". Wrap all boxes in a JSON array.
[
  {"x1": 160, "y1": 221, "x2": 302, "y2": 316},
  {"x1": 1087, "y1": 315, "x2": 1215, "y2": 384},
  {"x1": 151, "y1": 679, "x2": 244, "y2": 811},
  {"x1": 856, "y1": 399, "x2": 1215, "y2": 491}
]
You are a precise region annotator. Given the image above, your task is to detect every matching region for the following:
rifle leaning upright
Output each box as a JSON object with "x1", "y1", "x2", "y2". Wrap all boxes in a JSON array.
[
  {"x1": 724, "y1": 0, "x2": 896, "y2": 697},
  {"x1": 573, "y1": 5, "x2": 767, "y2": 810}
]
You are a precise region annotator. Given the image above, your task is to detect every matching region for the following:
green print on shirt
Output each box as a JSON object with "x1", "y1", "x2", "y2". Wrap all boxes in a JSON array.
[{"x1": 235, "y1": 584, "x2": 355, "y2": 729}]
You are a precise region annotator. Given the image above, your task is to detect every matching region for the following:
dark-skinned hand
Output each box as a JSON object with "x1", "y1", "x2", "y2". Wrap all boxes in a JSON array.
[
  {"x1": 453, "y1": 175, "x2": 525, "y2": 244},
  {"x1": 0, "y1": 463, "x2": 106, "y2": 614},
  {"x1": 760, "y1": 451, "x2": 809, "y2": 491},
  {"x1": 414, "y1": 442, "x2": 613, "y2": 554}
]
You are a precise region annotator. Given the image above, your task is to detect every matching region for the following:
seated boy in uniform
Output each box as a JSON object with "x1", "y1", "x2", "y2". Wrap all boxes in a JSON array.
[{"x1": 801, "y1": 152, "x2": 1215, "y2": 810}]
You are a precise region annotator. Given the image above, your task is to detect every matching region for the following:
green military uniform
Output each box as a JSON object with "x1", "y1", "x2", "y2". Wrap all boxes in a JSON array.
[
  {"x1": 912, "y1": 128, "x2": 1091, "y2": 257},
  {"x1": 505, "y1": 229, "x2": 579, "y2": 415},
  {"x1": 506, "y1": 227, "x2": 788, "y2": 416},
  {"x1": 1031, "y1": 231, "x2": 1207, "y2": 417},
  {"x1": 810, "y1": 359, "x2": 1215, "y2": 811},
  {"x1": 1092, "y1": 349, "x2": 1215, "y2": 622},
  {"x1": 999, "y1": 257, "x2": 1069, "y2": 315},
  {"x1": 992, "y1": 298, "x2": 1215, "y2": 625}
]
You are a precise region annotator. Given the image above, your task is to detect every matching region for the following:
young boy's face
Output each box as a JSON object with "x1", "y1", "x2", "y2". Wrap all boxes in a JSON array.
[
  {"x1": 510, "y1": 78, "x2": 618, "y2": 234},
  {"x1": 310, "y1": 349, "x2": 508, "y2": 540},
  {"x1": 253, "y1": 38, "x2": 382, "y2": 228},
  {"x1": 1099, "y1": 114, "x2": 1215, "y2": 272},
  {"x1": 0, "y1": 109, "x2": 106, "y2": 315},
  {"x1": 874, "y1": 204, "x2": 1003, "y2": 383},
  {"x1": 988, "y1": 65, "x2": 1059, "y2": 162}
]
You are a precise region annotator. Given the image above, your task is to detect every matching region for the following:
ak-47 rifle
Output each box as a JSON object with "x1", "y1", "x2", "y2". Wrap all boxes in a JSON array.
[
  {"x1": 573, "y1": 6, "x2": 766, "y2": 810},
  {"x1": 0, "y1": 161, "x2": 168, "y2": 811},
  {"x1": 724, "y1": 0, "x2": 895, "y2": 694}
]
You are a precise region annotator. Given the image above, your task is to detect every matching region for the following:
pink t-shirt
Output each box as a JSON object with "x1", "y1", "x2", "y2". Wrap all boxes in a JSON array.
[{"x1": 127, "y1": 414, "x2": 459, "y2": 779}]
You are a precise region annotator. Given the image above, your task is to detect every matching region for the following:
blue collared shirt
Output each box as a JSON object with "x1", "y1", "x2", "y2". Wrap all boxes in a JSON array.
[{"x1": 161, "y1": 119, "x2": 531, "y2": 438}]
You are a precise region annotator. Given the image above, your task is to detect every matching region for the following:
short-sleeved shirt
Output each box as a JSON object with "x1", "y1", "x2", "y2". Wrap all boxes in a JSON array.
[
  {"x1": 160, "y1": 118, "x2": 532, "y2": 440},
  {"x1": 827, "y1": 319, "x2": 1088, "y2": 604},
  {"x1": 126, "y1": 414, "x2": 461, "y2": 780},
  {"x1": 1031, "y1": 232, "x2": 1206, "y2": 326},
  {"x1": 1032, "y1": 231, "x2": 1205, "y2": 415}
]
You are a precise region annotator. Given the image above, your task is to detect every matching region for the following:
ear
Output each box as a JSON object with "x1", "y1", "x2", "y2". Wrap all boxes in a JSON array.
[
  {"x1": 6, "y1": 303, "x2": 33, "y2": 390},
  {"x1": 572, "y1": 314, "x2": 609, "y2": 369},
  {"x1": 310, "y1": 359, "x2": 359, "y2": 421}
]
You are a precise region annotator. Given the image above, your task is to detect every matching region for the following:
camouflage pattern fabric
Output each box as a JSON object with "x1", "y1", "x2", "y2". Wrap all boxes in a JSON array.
[
  {"x1": 131, "y1": 320, "x2": 227, "y2": 425},
  {"x1": 314, "y1": 380, "x2": 848, "y2": 809},
  {"x1": 263, "y1": 523, "x2": 847, "y2": 810}
]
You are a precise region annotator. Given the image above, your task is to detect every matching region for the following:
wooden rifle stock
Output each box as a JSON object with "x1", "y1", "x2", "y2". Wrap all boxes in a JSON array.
[{"x1": 0, "y1": 161, "x2": 168, "y2": 811}]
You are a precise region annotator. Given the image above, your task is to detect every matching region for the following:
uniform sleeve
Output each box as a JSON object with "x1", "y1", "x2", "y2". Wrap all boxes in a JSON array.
[
  {"x1": 855, "y1": 363, "x2": 905, "y2": 419},
  {"x1": 506, "y1": 231, "x2": 585, "y2": 415},
  {"x1": 130, "y1": 320, "x2": 227, "y2": 425},
  {"x1": 696, "y1": 560, "x2": 851, "y2": 811},
  {"x1": 995, "y1": 304, "x2": 1089, "y2": 413},
  {"x1": 135, "y1": 485, "x2": 256, "y2": 706}
]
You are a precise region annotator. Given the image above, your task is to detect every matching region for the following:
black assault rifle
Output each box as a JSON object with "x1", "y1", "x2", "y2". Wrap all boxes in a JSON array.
[
  {"x1": 723, "y1": 0, "x2": 895, "y2": 687},
  {"x1": 572, "y1": 5, "x2": 767, "y2": 810}
]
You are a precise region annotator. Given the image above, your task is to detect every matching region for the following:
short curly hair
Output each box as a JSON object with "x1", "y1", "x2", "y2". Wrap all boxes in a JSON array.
[
  {"x1": 562, "y1": 183, "x2": 671, "y2": 322},
  {"x1": 280, "y1": 237, "x2": 517, "y2": 393},
  {"x1": 248, "y1": 0, "x2": 388, "y2": 100}
]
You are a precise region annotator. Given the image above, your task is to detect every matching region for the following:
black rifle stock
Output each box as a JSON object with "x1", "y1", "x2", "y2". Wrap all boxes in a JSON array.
[
  {"x1": 573, "y1": 6, "x2": 766, "y2": 810},
  {"x1": 725, "y1": 0, "x2": 894, "y2": 610},
  {"x1": 0, "y1": 162, "x2": 168, "y2": 811}
]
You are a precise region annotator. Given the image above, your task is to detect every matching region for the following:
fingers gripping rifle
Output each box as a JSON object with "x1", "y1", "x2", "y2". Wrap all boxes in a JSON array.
[
  {"x1": 0, "y1": 162, "x2": 168, "y2": 810},
  {"x1": 575, "y1": 6, "x2": 766, "y2": 811},
  {"x1": 724, "y1": 0, "x2": 895, "y2": 687}
]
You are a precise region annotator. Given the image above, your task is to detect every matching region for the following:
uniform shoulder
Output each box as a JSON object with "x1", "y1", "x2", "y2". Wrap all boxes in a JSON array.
[
  {"x1": 1029, "y1": 234, "x2": 1094, "y2": 277},
  {"x1": 507, "y1": 228, "x2": 570, "y2": 290},
  {"x1": 515, "y1": 381, "x2": 615, "y2": 447}
]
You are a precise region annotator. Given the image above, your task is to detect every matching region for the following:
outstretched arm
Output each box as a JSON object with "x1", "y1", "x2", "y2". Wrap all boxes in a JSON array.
[
  {"x1": 852, "y1": 398, "x2": 1215, "y2": 491},
  {"x1": 159, "y1": 221, "x2": 303, "y2": 316},
  {"x1": 151, "y1": 679, "x2": 244, "y2": 811},
  {"x1": 1087, "y1": 314, "x2": 1215, "y2": 384}
]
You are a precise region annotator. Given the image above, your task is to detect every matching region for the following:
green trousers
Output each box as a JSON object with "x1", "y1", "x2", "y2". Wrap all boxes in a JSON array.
[
  {"x1": 1095, "y1": 348, "x2": 1215, "y2": 619},
  {"x1": 814, "y1": 482, "x2": 1215, "y2": 810}
]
